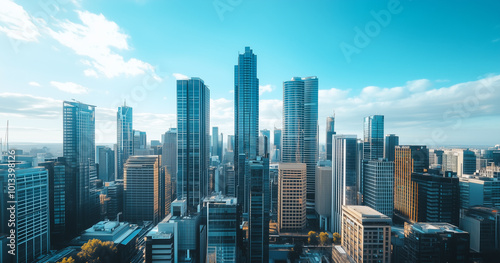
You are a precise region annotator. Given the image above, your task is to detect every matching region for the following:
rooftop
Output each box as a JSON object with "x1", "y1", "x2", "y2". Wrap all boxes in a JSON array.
[{"x1": 411, "y1": 222, "x2": 466, "y2": 234}]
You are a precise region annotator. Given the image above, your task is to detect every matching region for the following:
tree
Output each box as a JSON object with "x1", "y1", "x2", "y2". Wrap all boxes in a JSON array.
[
  {"x1": 319, "y1": 232, "x2": 330, "y2": 246},
  {"x1": 58, "y1": 239, "x2": 118, "y2": 263},
  {"x1": 308, "y1": 231, "x2": 319, "y2": 245},
  {"x1": 288, "y1": 242, "x2": 303, "y2": 263},
  {"x1": 332, "y1": 232, "x2": 341, "y2": 244}
]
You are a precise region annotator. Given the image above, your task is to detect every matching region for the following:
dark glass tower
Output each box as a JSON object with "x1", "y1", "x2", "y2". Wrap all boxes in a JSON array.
[
  {"x1": 384, "y1": 134, "x2": 399, "y2": 162},
  {"x1": 177, "y1": 77, "x2": 210, "y2": 210},
  {"x1": 234, "y1": 46, "x2": 259, "y2": 213},
  {"x1": 162, "y1": 128, "x2": 177, "y2": 200},
  {"x1": 326, "y1": 116, "x2": 336, "y2": 161},
  {"x1": 117, "y1": 104, "x2": 133, "y2": 180},
  {"x1": 363, "y1": 115, "x2": 384, "y2": 160},
  {"x1": 282, "y1": 76, "x2": 318, "y2": 205},
  {"x1": 63, "y1": 100, "x2": 99, "y2": 235}
]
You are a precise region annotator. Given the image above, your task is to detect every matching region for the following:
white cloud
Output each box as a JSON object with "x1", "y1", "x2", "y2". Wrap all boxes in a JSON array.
[
  {"x1": 28, "y1": 81, "x2": 41, "y2": 87},
  {"x1": 406, "y1": 79, "x2": 431, "y2": 93},
  {"x1": 48, "y1": 11, "x2": 158, "y2": 79},
  {"x1": 0, "y1": 92, "x2": 61, "y2": 119},
  {"x1": 0, "y1": 0, "x2": 40, "y2": 42},
  {"x1": 172, "y1": 73, "x2": 189, "y2": 80},
  {"x1": 50, "y1": 81, "x2": 89, "y2": 94},
  {"x1": 259, "y1": 84, "x2": 273, "y2": 95}
]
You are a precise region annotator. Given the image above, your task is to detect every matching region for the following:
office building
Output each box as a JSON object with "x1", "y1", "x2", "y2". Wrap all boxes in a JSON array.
[
  {"x1": 259, "y1": 129, "x2": 271, "y2": 157},
  {"x1": 315, "y1": 162, "x2": 332, "y2": 231},
  {"x1": 362, "y1": 159, "x2": 394, "y2": 218},
  {"x1": 326, "y1": 116, "x2": 336, "y2": 161},
  {"x1": 278, "y1": 163, "x2": 307, "y2": 232},
  {"x1": 248, "y1": 157, "x2": 270, "y2": 262},
  {"x1": 212, "y1": 127, "x2": 220, "y2": 159},
  {"x1": 282, "y1": 76, "x2": 319, "y2": 206},
  {"x1": 234, "y1": 47, "x2": 260, "y2": 213},
  {"x1": 363, "y1": 115, "x2": 384, "y2": 160},
  {"x1": 412, "y1": 171, "x2": 460, "y2": 225},
  {"x1": 341, "y1": 206, "x2": 391, "y2": 263},
  {"x1": 104, "y1": 181, "x2": 123, "y2": 221},
  {"x1": 133, "y1": 130, "x2": 147, "y2": 152},
  {"x1": 429, "y1": 149, "x2": 444, "y2": 169},
  {"x1": 162, "y1": 128, "x2": 177, "y2": 200},
  {"x1": 460, "y1": 206, "x2": 500, "y2": 254},
  {"x1": 442, "y1": 149, "x2": 476, "y2": 177},
  {"x1": 63, "y1": 100, "x2": 99, "y2": 234},
  {"x1": 117, "y1": 104, "x2": 133, "y2": 180},
  {"x1": 0, "y1": 167, "x2": 50, "y2": 263},
  {"x1": 39, "y1": 157, "x2": 67, "y2": 247},
  {"x1": 204, "y1": 195, "x2": 238, "y2": 263},
  {"x1": 403, "y1": 222, "x2": 469, "y2": 262},
  {"x1": 97, "y1": 146, "x2": 115, "y2": 182},
  {"x1": 331, "y1": 135, "x2": 358, "y2": 233},
  {"x1": 394, "y1": 145, "x2": 429, "y2": 223},
  {"x1": 123, "y1": 155, "x2": 160, "y2": 224},
  {"x1": 459, "y1": 177, "x2": 500, "y2": 209},
  {"x1": 274, "y1": 128, "x2": 281, "y2": 151},
  {"x1": 177, "y1": 77, "x2": 210, "y2": 210},
  {"x1": 384, "y1": 134, "x2": 399, "y2": 162}
]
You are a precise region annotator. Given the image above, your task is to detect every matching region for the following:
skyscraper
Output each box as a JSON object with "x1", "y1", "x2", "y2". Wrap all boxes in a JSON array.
[
  {"x1": 63, "y1": 100, "x2": 99, "y2": 234},
  {"x1": 97, "y1": 146, "x2": 115, "y2": 182},
  {"x1": 162, "y1": 128, "x2": 177, "y2": 200},
  {"x1": 282, "y1": 76, "x2": 319, "y2": 206},
  {"x1": 212, "y1": 126, "x2": 220, "y2": 159},
  {"x1": 177, "y1": 77, "x2": 210, "y2": 210},
  {"x1": 326, "y1": 116, "x2": 336, "y2": 161},
  {"x1": 0, "y1": 167, "x2": 50, "y2": 263},
  {"x1": 248, "y1": 157, "x2": 270, "y2": 262},
  {"x1": 117, "y1": 104, "x2": 133, "y2": 180},
  {"x1": 123, "y1": 155, "x2": 160, "y2": 224},
  {"x1": 384, "y1": 134, "x2": 399, "y2": 162},
  {"x1": 363, "y1": 159, "x2": 394, "y2": 218},
  {"x1": 259, "y1": 129, "x2": 271, "y2": 157},
  {"x1": 278, "y1": 163, "x2": 307, "y2": 232},
  {"x1": 394, "y1": 145, "x2": 429, "y2": 223},
  {"x1": 133, "y1": 130, "x2": 147, "y2": 154},
  {"x1": 234, "y1": 46, "x2": 259, "y2": 213},
  {"x1": 331, "y1": 135, "x2": 358, "y2": 233},
  {"x1": 363, "y1": 115, "x2": 384, "y2": 160},
  {"x1": 272, "y1": 128, "x2": 282, "y2": 163}
]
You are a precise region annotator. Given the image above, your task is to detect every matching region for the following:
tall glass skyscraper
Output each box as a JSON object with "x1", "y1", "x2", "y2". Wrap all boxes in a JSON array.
[
  {"x1": 363, "y1": 115, "x2": 384, "y2": 160},
  {"x1": 326, "y1": 116, "x2": 336, "y2": 161},
  {"x1": 117, "y1": 104, "x2": 133, "y2": 180},
  {"x1": 177, "y1": 77, "x2": 210, "y2": 210},
  {"x1": 162, "y1": 128, "x2": 177, "y2": 200},
  {"x1": 234, "y1": 46, "x2": 259, "y2": 213},
  {"x1": 63, "y1": 100, "x2": 99, "y2": 235},
  {"x1": 384, "y1": 134, "x2": 399, "y2": 162},
  {"x1": 282, "y1": 76, "x2": 318, "y2": 204},
  {"x1": 331, "y1": 135, "x2": 358, "y2": 233}
]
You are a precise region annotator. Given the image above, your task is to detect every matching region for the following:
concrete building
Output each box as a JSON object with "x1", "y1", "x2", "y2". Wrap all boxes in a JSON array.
[
  {"x1": 278, "y1": 163, "x2": 307, "y2": 232},
  {"x1": 341, "y1": 206, "x2": 391, "y2": 263},
  {"x1": 442, "y1": 149, "x2": 476, "y2": 177},
  {"x1": 315, "y1": 162, "x2": 332, "y2": 231}
]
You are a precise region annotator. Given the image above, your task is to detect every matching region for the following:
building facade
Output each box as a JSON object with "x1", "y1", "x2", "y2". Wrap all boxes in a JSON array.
[
  {"x1": 278, "y1": 163, "x2": 307, "y2": 232},
  {"x1": 362, "y1": 159, "x2": 394, "y2": 218},
  {"x1": 248, "y1": 158, "x2": 270, "y2": 262},
  {"x1": 363, "y1": 115, "x2": 384, "y2": 160},
  {"x1": 117, "y1": 104, "x2": 133, "y2": 180},
  {"x1": 384, "y1": 134, "x2": 399, "y2": 162},
  {"x1": 326, "y1": 116, "x2": 336, "y2": 161}
]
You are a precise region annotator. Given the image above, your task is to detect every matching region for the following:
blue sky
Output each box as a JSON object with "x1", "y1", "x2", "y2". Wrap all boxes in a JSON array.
[{"x1": 0, "y1": 0, "x2": 499, "y2": 146}]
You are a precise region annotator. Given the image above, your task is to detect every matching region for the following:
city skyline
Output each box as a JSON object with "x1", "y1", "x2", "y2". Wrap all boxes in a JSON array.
[{"x1": 0, "y1": 1, "x2": 499, "y2": 146}]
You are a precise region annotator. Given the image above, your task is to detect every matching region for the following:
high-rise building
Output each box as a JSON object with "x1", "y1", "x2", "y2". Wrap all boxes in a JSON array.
[
  {"x1": 460, "y1": 206, "x2": 500, "y2": 254},
  {"x1": 248, "y1": 157, "x2": 270, "y2": 262},
  {"x1": 133, "y1": 130, "x2": 147, "y2": 154},
  {"x1": 203, "y1": 195, "x2": 238, "y2": 263},
  {"x1": 273, "y1": 128, "x2": 281, "y2": 151},
  {"x1": 63, "y1": 100, "x2": 99, "y2": 234},
  {"x1": 259, "y1": 129, "x2": 271, "y2": 157},
  {"x1": 117, "y1": 104, "x2": 133, "y2": 180},
  {"x1": 442, "y1": 149, "x2": 476, "y2": 177},
  {"x1": 429, "y1": 149, "x2": 444, "y2": 169},
  {"x1": 394, "y1": 145, "x2": 429, "y2": 223},
  {"x1": 123, "y1": 155, "x2": 160, "y2": 224},
  {"x1": 362, "y1": 159, "x2": 394, "y2": 218},
  {"x1": 97, "y1": 146, "x2": 115, "y2": 182},
  {"x1": 384, "y1": 134, "x2": 399, "y2": 162},
  {"x1": 282, "y1": 76, "x2": 319, "y2": 206},
  {"x1": 163, "y1": 128, "x2": 177, "y2": 200},
  {"x1": 326, "y1": 116, "x2": 336, "y2": 161},
  {"x1": 177, "y1": 77, "x2": 210, "y2": 210},
  {"x1": 315, "y1": 161, "x2": 332, "y2": 231},
  {"x1": 459, "y1": 177, "x2": 500, "y2": 209},
  {"x1": 331, "y1": 135, "x2": 358, "y2": 233},
  {"x1": 412, "y1": 171, "x2": 460, "y2": 225},
  {"x1": 104, "y1": 181, "x2": 123, "y2": 221},
  {"x1": 0, "y1": 166, "x2": 50, "y2": 263},
  {"x1": 403, "y1": 222, "x2": 469, "y2": 263},
  {"x1": 341, "y1": 206, "x2": 391, "y2": 263},
  {"x1": 278, "y1": 163, "x2": 307, "y2": 232},
  {"x1": 212, "y1": 127, "x2": 220, "y2": 159},
  {"x1": 234, "y1": 47, "x2": 260, "y2": 213},
  {"x1": 39, "y1": 157, "x2": 67, "y2": 247},
  {"x1": 363, "y1": 115, "x2": 384, "y2": 160}
]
